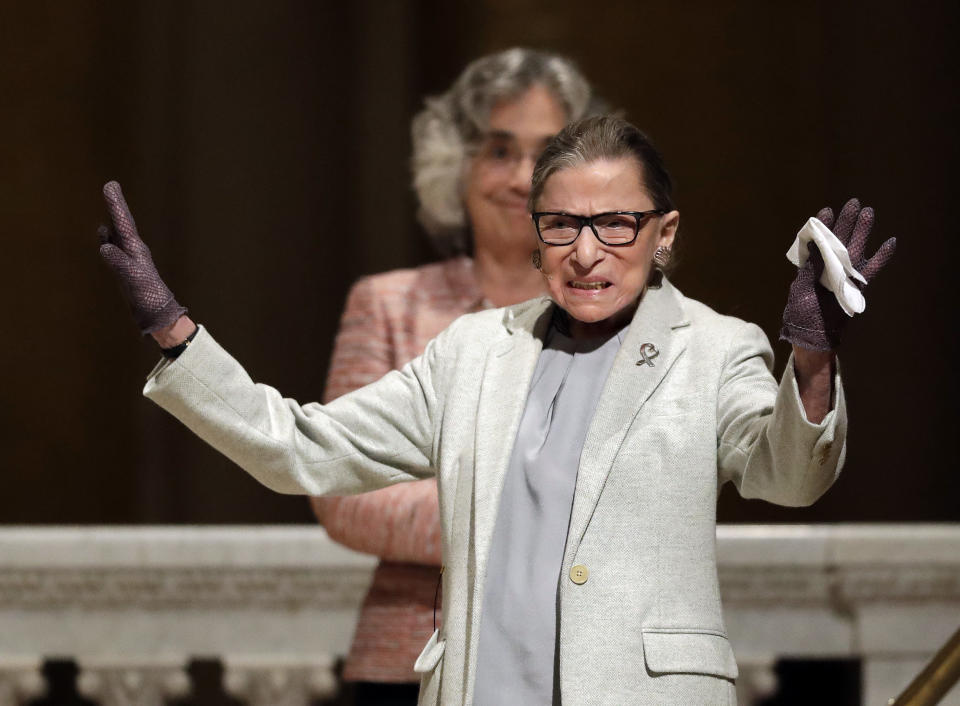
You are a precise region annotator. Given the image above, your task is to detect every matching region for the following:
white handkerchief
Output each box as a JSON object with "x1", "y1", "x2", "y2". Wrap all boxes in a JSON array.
[{"x1": 786, "y1": 217, "x2": 867, "y2": 317}]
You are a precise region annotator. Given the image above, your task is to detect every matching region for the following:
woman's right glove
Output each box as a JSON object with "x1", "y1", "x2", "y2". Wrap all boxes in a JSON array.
[
  {"x1": 98, "y1": 181, "x2": 187, "y2": 334},
  {"x1": 780, "y1": 198, "x2": 896, "y2": 351}
]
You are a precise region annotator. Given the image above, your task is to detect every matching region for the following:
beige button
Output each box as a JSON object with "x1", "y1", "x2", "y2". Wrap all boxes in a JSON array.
[{"x1": 569, "y1": 564, "x2": 589, "y2": 585}]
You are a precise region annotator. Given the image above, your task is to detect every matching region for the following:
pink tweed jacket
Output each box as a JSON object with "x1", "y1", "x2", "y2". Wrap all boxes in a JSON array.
[{"x1": 312, "y1": 256, "x2": 485, "y2": 683}]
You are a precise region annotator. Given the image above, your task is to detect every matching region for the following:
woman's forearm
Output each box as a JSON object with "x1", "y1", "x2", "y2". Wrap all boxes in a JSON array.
[
  {"x1": 143, "y1": 327, "x2": 440, "y2": 496},
  {"x1": 150, "y1": 315, "x2": 197, "y2": 348},
  {"x1": 314, "y1": 480, "x2": 443, "y2": 565},
  {"x1": 792, "y1": 346, "x2": 835, "y2": 424}
]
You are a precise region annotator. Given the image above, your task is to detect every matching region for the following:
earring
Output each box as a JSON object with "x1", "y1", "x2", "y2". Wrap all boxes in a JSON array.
[
  {"x1": 531, "y1": 249, "x2": 542, "y2": 270},
  {"x1": 654, "y1": 246, "x2": 671, "y2": 268}
]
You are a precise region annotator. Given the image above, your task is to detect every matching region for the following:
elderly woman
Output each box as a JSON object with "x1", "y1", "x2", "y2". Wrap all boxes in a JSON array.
[
  {"x1": 309, "y1": 48, "x2": 597, "y2": 701},
  {"x1": 100, "y1": 115, "x2": 894, "y2": 705}
]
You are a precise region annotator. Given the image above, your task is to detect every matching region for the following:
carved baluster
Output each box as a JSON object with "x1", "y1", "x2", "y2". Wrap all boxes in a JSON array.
[
  {"x1": 77, "y1": 659, "x2": 190, "y2": 706},
  {"x1": 735, "y1": 657, "x2": 778, "y2": 705},
  {"x1": 223, "y1": 655, "x2": 337, "y2": 706},
  {"x1": 0, "y1": 657, "x2": 46, "y2": 706}
]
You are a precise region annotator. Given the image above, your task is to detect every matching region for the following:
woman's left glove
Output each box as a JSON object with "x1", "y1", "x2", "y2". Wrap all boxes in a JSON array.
[
  {"x1": 780, "y1": 198, "x2": 896, "y2": 351},
  {"x1": 98, "y1": 181, "x2": 187, "y2": 334}
]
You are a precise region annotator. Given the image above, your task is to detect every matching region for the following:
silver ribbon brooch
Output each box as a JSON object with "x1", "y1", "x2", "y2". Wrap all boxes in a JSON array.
[{"x1": 636, "y1": 343, "x2": 659, "y2": 368}]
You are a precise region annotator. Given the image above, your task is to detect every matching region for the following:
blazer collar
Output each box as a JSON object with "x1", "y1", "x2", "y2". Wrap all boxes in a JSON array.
[
  {"x1": 466, "y1": 295, "x2": 552, "y2": 671},
  {"x1": 502, "y1": 295, "x2": 554, "y2": 336},
  {"x1": 466, "y1": 283, "x2": 689, "y2": 670},
  {"x1": 471, "y1": 282, "x2": 690, "y2": 570},
  {"x1": 500, "y1": 281, "x2": 689, "y2": 344},
  {"x1": 471, "y1": 295, "x2": 552, "y2": 563},
  {"x1": 563, "y1": 280, "x2": 691, "y2": 567}
]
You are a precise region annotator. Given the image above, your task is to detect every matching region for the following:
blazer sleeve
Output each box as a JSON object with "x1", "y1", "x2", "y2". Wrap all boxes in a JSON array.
[
  {"x1": 716, "y1": 320, "x2": 847, "y2": 507},
  {"x1": 310, "y1": 276, "x2": 442, "y2": 564},
  {"x1": 142, "y1": 324, "x2": 446, "y2": 496}
]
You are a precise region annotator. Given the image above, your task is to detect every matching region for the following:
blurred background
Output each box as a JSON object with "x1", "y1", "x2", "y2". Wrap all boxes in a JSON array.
[{"x1": 2, "y1": 0, "x2": 956, "y2": 525}]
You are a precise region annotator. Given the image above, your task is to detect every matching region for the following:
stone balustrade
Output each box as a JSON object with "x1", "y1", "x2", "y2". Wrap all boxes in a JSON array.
[{"x1": 1, "y1": 525, "x2": 957, "y2": 705}]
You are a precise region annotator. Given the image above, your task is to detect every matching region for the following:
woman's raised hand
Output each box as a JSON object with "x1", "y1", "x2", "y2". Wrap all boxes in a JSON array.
[
  {"x1": 99, "y1": 181, "x2": 187, "y2": 335},
  {"x1": 780, "y1": 198, "x2": 896, "y2": 351}
]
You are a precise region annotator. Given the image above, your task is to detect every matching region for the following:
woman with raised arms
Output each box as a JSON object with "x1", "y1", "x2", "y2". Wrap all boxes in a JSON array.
[{"x1": 99, "y1": 115, "x2": 895, "y2": 705}]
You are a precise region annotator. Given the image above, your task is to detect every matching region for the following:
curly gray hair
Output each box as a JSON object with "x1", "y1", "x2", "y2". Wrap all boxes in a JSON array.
[{"x1": 411, "y1": 48, "x2": 595, "y2": 256}]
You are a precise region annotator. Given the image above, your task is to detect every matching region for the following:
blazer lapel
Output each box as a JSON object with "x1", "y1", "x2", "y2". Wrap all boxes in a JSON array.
[
  {"x1": 471, "y1": 298, "x2": 553, "y2": 578},
  {"x1": 563, "y1": 281, "x2": 691, "y2": 565},
  {"x1": 465, "y1": 297, "x2": 553, "y2": 684}
]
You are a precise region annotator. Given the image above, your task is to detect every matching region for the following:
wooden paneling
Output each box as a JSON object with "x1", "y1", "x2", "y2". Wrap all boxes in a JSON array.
[{"x1": 1, "y1": 0, "x2": 956, "y2": 522}]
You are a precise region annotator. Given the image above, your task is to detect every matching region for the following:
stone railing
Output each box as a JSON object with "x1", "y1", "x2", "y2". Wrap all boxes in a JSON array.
[
  {"x1": 0, "y1": 526, "x2": 375, "y2": 706},
  {"x1": 1, "y1": 525, "x2": 957, "y2": 705},
  {"x1": 719, "y1": 524, "x2": 960, "y2": 705}
]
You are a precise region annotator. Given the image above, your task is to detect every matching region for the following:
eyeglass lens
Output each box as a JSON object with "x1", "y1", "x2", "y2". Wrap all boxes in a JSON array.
[{"x1": 537, "y1": 213, "x2": 640, "y2": 245}]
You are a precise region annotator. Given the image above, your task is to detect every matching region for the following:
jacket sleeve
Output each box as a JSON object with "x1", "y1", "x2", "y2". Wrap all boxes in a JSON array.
[
  {"x1": 310, "y1": 276, "x2": 442, "y2": 564},
  {"x1": 716, "y1": 320, "x2": 847, "y2": 506},
  {"x1": 143, "y1": 324, "x2": 447, "y2": 496}
]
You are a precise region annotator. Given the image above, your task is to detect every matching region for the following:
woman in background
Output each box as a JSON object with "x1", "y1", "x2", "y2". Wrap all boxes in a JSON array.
[{"x1": 310, "y1": 48, "x2": 600, "y2": 704}]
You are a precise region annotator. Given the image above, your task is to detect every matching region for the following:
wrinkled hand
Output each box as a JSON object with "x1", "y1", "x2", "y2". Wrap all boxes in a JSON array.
[
  {"x1": 781, "y1": 198, "x2": 896, "y2": 351},
  {"x1": 99, "y1": 181, "x2": 187, "y2": 334}
]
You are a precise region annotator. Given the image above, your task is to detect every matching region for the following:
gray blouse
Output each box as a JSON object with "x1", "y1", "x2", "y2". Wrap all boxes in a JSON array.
[{"x1": 473, "y1": 317, "x2": 628, "y2": 705}]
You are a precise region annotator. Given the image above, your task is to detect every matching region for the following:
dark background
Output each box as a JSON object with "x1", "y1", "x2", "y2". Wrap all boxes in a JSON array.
[{"x1": 2, "y1": 0, "x2": 957, "y2": 525}]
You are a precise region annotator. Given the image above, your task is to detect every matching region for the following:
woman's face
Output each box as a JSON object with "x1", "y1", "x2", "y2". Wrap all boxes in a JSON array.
[
  {"x1": 535, "y1": 157, "x2": 679, "y2": 336},
  {"x1": 463, "y1": 84, "x2": 567, "y2": 258}
]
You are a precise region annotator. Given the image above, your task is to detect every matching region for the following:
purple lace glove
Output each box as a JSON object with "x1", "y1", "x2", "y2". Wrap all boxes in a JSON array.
[
  {"x1": 780, "y1": 198, "x2": 896, "y2": 351},
  {"x1": 98, "y1": 181, "x2": 187, "y2": 334}
]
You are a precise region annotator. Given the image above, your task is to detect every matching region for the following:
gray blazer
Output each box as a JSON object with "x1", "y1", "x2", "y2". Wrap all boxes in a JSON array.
[{"x1": 144, "y1": 280, "x2": 846, "y2": 706}]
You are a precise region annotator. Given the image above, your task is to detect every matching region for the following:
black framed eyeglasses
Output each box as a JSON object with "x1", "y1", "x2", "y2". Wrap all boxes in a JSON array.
[{"x1": 532, "y1": 210, "x2": 667, "y2": 246}]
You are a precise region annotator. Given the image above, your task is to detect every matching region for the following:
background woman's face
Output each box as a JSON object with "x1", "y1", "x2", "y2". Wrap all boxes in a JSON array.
[
  {"x1": 463, "y1": 84, "x2": 567, "y2": 257},
  {"x1": 536, "y1": 157, "x2": 679, "y2": 332}
]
